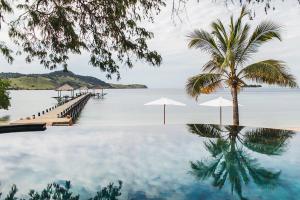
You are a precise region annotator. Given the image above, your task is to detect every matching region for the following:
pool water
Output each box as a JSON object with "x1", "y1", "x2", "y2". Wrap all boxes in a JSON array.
[{"x1": 0, "y1": 124, "x2": 299, "y2": 200}]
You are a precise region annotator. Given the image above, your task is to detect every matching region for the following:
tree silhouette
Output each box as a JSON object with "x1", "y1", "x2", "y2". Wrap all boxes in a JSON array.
[{"x1": 1, "y1": 181, "x2": 122, "y2": 200}]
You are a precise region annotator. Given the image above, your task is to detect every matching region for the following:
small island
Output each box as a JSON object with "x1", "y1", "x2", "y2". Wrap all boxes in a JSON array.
[
  {"x1": 0, "y1": 71, "x2": 147, "y2": 90},
  {"x1": 242, "y1": 84, "x2": 262, "y2": 88}
]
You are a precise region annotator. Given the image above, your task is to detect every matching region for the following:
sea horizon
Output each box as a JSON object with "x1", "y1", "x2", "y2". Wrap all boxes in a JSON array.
[{"x1": 2, "y1": 88, "x2": 300, "y2": 129}]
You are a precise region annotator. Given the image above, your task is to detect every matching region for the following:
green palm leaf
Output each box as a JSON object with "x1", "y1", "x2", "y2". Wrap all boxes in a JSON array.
[
  {"x1": 190, "y1": 157, "x2": 223, "y2": 181},
  {"x1": 240, "y1": 60, "x2": 298, "y2": 88},
  {"x1": 204, "y1": 139, "x2": 229, "y2": 157},
  {"x1": 211, "y1": 21, "x2": 228, "y2": 53},
  {"x1": 186, "y1": 73, "x2": 223, "y2": 98},
  {"x1": 187, "y1": 124, "x2": 223, "y2": 138},
  {"x1": 242, "y1": 128, "x2": 295, "y2": 155},
  {"x1": 202, "y1": 56, "x2": 225, "y2": 73},
  {"x1": 238, "y1": 21, "x2": 282, "y2": 64},
  {"x1": 187, "y1": 30, "x2": 223, "y2": 57}
]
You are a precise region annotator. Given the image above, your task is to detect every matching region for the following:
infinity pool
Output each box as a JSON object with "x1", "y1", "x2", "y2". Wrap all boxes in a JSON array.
[{"x1": 0, "y1": 124, "x2": 299, "y2": 200}]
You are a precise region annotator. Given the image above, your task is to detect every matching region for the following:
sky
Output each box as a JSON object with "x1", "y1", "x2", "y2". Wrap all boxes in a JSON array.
[{"x1": 0, "y1": 0, "x2": 300, "y2": 88}]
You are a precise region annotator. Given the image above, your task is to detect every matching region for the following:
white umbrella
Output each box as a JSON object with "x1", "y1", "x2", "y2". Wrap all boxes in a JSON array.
[
  {"x1": 144, "y1": 97, "x2": 186, "y2": 124},
  {"x1": 199, "y1": 97, "x2": 242, "y2": 125}
]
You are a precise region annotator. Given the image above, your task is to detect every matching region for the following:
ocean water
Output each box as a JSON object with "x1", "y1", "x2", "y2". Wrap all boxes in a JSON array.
[{"x1": 2, "y1": 88, "x2": 300, "y2": 128}]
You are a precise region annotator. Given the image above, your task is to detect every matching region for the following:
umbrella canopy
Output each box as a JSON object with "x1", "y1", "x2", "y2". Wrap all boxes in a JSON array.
[
  {"x1": 199, "y1": 97, "x2": 237, "y2": 107},
  {"x1": 144, "y1": 97, "x2": 186, "y2": 124},
  {"x1": 199, "y1": 97, "x2": 242, "y2": 125},
  {"x1": 145, "y1": 97, "x2": 186, "y2": 106}
]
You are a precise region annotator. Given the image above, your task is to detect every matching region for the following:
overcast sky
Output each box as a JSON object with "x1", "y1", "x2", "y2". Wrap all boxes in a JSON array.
[{"x1": 0, "y1": 0, "x2": 299, "y2": 88}]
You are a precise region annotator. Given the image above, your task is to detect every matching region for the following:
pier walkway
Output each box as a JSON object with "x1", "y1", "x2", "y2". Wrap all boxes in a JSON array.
[{"x1": 11, "y1": 94, "x2": 91, "y2": 126}]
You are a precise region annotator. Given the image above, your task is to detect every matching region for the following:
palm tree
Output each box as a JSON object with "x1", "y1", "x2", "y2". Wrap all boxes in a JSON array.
[
  {"x1": 187, "y1": 124, "x2": 295, "y2": 199},
  {"x1": 185, "y1": 6, "x2": 298, "y2": 125}
]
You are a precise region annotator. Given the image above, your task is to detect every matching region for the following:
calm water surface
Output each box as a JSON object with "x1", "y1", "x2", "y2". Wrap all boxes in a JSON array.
[
  {"x1": 0, "y1": 124, "x2": 299, "y2": 200},
  {"x1": 0, "y1": 89, "x2": 300, "y2": 199},
  {"x1": 2, "y1": 88, "x2": 300, "y2": 128}
]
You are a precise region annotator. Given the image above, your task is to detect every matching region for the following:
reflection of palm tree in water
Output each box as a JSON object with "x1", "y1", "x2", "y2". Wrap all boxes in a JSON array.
[{"x1": 187, "y1": 124, "x2": 295, "y2": 200}]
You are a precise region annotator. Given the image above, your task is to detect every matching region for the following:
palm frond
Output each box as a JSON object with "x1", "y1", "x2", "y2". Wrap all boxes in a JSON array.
[
  {"x1": 190, "y1": 157, "x2": 222, "y2": 181},
  {"x1": 231, "y1": 6, "x2": 249, "y2": 46},
  {"x1": 202, "y1": 55, "x2": 226, "y2": 74},
  {"x1": 250, "y1": 21, "x2": 282, "y2": 43},
  {"x1": 238, "y1": 23, "x2": 250, "y2": 47},
  {"x1": 211, "y1": 22, "x2": 227, "y2": 53},
  {"x1": 242, "y1": 128, "x2": 295, "y2": 155},
  {"x1": 186, "y1": 73, "x2": 223, "y2": 98},
  {"x1": 202, "y1": 60, "x2": 216, "y2": 72},
  {"x1": 237, "y1": 150, "x2": 280, "y2": 189},
  {"x1": 187, "y1": 30, "x2": 223, "y2": 56},
  {"x1": 238, "y1": 21, "x2": 282, "y2": 63},
  {"x1": 212, "y1": 162, "x2": 228, "y2": 189},
  {"x1": 234, "y1": 24, "x2": 250, "y2": 65},
  {"x1": 215, "y1": 19, "x2": 228, "y2": 43},
  {"x1": 187, "y1": 124, "x2": 223, "y2": 138},
  {"x1": 240, "y1": 60, "x2": 298, "y2": 88},
  {"x1": 204, "y1": 139, "x2": 229, "y2": 157}
]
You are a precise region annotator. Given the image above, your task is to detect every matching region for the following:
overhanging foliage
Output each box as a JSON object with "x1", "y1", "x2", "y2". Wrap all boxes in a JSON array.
[{"x1": 1, "y1": 0, "x2": 165, "y2": 79}]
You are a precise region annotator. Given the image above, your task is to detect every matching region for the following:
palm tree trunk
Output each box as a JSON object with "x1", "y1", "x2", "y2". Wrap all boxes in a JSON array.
[{"x1": 231, "y1": 85, "x2": 239, "y2": 126}]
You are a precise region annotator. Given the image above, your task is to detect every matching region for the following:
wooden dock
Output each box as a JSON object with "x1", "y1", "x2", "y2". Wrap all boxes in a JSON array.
[{"x1": 11, "y1": 94, "x2": 91, "y2": 126}]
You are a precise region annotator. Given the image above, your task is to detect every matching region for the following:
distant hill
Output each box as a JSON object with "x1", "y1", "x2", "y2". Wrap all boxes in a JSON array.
[
  {"x1": 242, "y1": 84, "x2": 262, "y2": 88},
  {"x1": 0, "y1": 71, "x2": 147, "y2": 90}
]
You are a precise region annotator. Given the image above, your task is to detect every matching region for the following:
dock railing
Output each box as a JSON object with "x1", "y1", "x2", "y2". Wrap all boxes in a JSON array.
[{"x1": 11, "y1": 93, "x2": 91, "y2": 126}]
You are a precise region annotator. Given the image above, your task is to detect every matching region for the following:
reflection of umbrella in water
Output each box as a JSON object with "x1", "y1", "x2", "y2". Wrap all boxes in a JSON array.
[
  {"x1": 199, "y1": 97, "x2": 242, "y2": 125},
  {"x1": 144, "y1": 97, "x2": 186, "y2": 124}
]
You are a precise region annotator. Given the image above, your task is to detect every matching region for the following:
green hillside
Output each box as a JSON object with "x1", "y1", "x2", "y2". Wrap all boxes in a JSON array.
[
  {"x1": 9, "y1": 76, "x2": 54, "y2": 90},
  {"x1": 0, "y1": 71, "x2": 147, "y2": 90}
]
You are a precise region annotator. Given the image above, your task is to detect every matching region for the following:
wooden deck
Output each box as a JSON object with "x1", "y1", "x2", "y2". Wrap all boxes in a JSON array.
[{"x1": 11, "y1": 94, "x2": 90, "y2": 126}]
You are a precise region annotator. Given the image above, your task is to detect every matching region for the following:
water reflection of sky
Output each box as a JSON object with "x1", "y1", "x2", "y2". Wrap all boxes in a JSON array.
[{"x1": 0, "y1": 125, "x2": 299, "y2": 200}]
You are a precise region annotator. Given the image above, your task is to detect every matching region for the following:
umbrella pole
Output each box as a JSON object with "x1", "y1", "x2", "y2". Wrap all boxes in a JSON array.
[
  {"x1": 220, "y1": 106, "x2": 222, "y2": 125},
  {"x1": 164, "y1": 104, "x2": 166, "y2": 125}
]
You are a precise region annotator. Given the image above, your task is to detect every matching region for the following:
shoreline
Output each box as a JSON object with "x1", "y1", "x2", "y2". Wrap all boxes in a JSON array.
[
  {"x1": 7, "y1": 87, "x2": 148, "y2": 91},
  {"x1": 0, "y1": 119, "x2": 299, "y2": 132}
]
